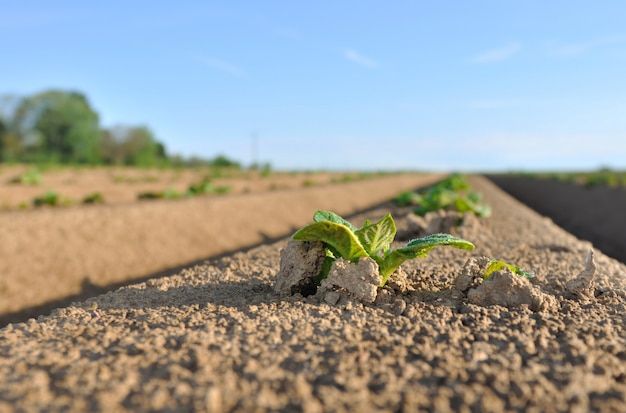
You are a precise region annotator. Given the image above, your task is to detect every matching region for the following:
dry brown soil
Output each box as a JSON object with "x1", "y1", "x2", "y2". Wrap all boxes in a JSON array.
[
  {"x1": 1, "y1": 176, "x2": 626, "y2": 412},
  {"x1": 0, "y1": 165, "x2": 393, "y2": 208},
  {"x1": 0, "y1": 171, "x2": 442, "y2": 324}
]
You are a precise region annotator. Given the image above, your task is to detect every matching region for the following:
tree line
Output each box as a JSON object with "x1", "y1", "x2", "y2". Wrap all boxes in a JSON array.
[{"x1": 0, "y1": 89, "x2": 240, "y2": 168}]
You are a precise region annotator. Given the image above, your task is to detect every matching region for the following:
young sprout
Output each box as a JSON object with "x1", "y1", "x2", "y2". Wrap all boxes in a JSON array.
[
  {"x1": 86, "y1": 302, "x2": 101, "y2": 319},
  {"x1": 484, "y1": 259, "x2": 535, "y2": 280}
]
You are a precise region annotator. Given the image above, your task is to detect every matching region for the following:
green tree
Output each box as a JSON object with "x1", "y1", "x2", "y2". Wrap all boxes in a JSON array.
[
  {"x1": 212, "y1": 154, "x2": 241, "y2": 168},
  {"x1": 13, "y1": 89, "x2": 101, "y2": 163},
  {"x1": 123, "y1": 126, "x2": 164, "y2": 166},
  {"x1": 100, "y1": 125, "x2": 166, "y2": 166},
  {"x1": 0, "y1": 94, "x2": 23, "y2": 162}
]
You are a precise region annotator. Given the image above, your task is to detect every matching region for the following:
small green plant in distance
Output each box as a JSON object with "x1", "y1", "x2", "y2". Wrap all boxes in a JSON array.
[
  {"x1": 138, "y1": 188, "x2": 183, "y2": 200},
  {"x1": 404, "y1": 174, "x2": 491, "y2": 218},
  {"x1": 293, "y1": 210, "x2": 475, "y2": 286},
  {"x1": 33, "y1": 190, "x2": 60, "y2": 207},
  {"x1": 392, "y1": 191, "x2": 422, "y2": 207},
  {"x1": 484, "y1": 258, "x2": 535, "y2": 280},
  {"x1": 82, "y1": 192, "x2": 104, "y2": 204},
  {"x1": 9, "y1": 169, "x2": 42, "y2": 185},
  {"x1": 187, "y1": 180, "x2": 231, "y2": 196}
]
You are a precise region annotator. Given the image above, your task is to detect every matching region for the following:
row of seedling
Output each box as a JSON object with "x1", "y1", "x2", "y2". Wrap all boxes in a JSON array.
[
  {"x1": 508, "y1": 169, "x2": 626, "y2": 188},
  {"x1": 275, "y1": 175, "x2": 546, "y2": 307},
  {"x1": 30, "y1": 190, "x2": 104, "y2": 208},
  {"x1": 276, "y1": 209, "x2": 536, "y2": 306},
  {"x1": 137, "y1": 179, "x2": 231, "y2": 201},
  {"x1": 393, "y1": 173, "x2": 491, "y2": 218}
]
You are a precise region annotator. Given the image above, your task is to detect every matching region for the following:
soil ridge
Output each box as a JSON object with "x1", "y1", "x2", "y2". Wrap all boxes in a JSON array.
[{"x1": 1, "y1": 176, "x2": 626, "y2": 411}]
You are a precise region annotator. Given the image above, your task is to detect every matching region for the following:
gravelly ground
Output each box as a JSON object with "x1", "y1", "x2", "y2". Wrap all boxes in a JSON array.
[{"x1": 1, "y1": 176, "x2": 625, "y2": 412}]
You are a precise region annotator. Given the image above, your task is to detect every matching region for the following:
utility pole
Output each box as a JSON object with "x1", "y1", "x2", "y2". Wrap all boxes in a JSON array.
[{"x1": 251, "y1": 131, "x2": 259, "y2": 169}]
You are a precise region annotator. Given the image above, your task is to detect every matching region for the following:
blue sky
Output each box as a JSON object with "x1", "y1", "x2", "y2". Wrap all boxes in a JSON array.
[{"x1": 1, "y1": 1, "x2": 626, "y2": 171}]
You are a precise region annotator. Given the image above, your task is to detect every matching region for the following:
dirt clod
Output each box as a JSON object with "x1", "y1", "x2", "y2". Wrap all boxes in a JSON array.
[
  {"x1": 467, "y1": 268, "x2": 558, "y2": 312},
  {"x1": 454, "y1": 256, "x2": 492, "y2": 293},
  {"x1": 565, "y1": 250, "x2": 597, "y2": 302},
  {"x1": 274, "y1": 239, "x2": 325, "y2": 297},
  {"x1": 318, "y1": 257, "x2": 381, "y2": 303},
  {"x1": 406, "y1": 210, "x2": 462, "y2": 236}
]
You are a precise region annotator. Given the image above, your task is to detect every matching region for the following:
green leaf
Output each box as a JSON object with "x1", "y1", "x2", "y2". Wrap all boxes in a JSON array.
[
  {"x1": 292, "y1": 221, "x2": 368, "y2": 261},
  {"x1": 467, "y1": 191, "x2": 482, "y2": 203},
  {"x1": 393, "y1": 191, "x2": 422, "y2": 207},
  {"x1": 454, "y1": 196, "x2": 492, "y2": 218},
  {"x1": 484, "y1": 259, "x2": 535, "y2": 280},
  {"x1": 378, "y1": 234, "x2": 475, "y2": 285},
  {"x1": 403, "y1": 233, "x2": 474, "y2": 254},
  {"x1": 354, "y1": 213, "x2": 396, "y2": 256},
  {"x1": 377, "y1": 251, "x2": 411, "y2": 284},
  {"x1": 413, "y1": 188, "x2": 456, "y2": 216},
  {"x1": 313, "y1": 210, "x2": 357, "y2": 232}
]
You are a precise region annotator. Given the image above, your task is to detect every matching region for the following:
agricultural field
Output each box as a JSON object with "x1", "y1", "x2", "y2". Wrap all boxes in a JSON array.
[
  {"x1": 503, "y1": 169, "x2": 626, "y2": 188},
  {"x1": 0, "y1": 167, "x2": 439, "y2": 324},
  {"x1": 488, "y1": 173, "x2": 626, "y2": 265},
  {"x1": 0, "y1": 164, "x2": 394, "y2": 210},
  {"x1": 1, "y1": 173, "x2": 626, "y2": 411}
]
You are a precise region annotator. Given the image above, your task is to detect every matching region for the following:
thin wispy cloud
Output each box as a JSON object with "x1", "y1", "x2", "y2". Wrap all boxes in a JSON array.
[
  {"x1": 195, "y1": 55, "x2": 246, "y2": 78},
  {"x1": 471, "y1": 42, "x2": 522, "y2": 63},
  {"x1": 344, "y1": 49, "x2": 378, "y2": 68},
  {"x1": 552, "y1": 35, "x2": 626, "y2": 57}
]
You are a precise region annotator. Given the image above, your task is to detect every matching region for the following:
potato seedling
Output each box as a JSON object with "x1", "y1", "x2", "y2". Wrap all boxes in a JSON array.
[
  {"x1": 9, "y1": 169, "x2": 42, "y2": 185},
  {"x1": 138, "y1": 188, "x2": 183, "y2": 200},
  {"x1": 392, "y1": 191, "x2": 422, "y2": 207},
  {"x1": 33, "y1": 190, "x2": 59, "y2": 207},
  {"x1": 484, "y1": 259, "x2": 535, "y2": 280},
  {"x1": 82, "y1": 192, "x2": 104, "y2": 204},
  {"x1": 187, "y1": 180, "x2": 231, "y2": 196},
  {"x1": 397, "y1": 174, "x2": 491, "y2": 218},
  {"x1": 293, "y1": 210, "x2": 475, "y2": 286}
]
